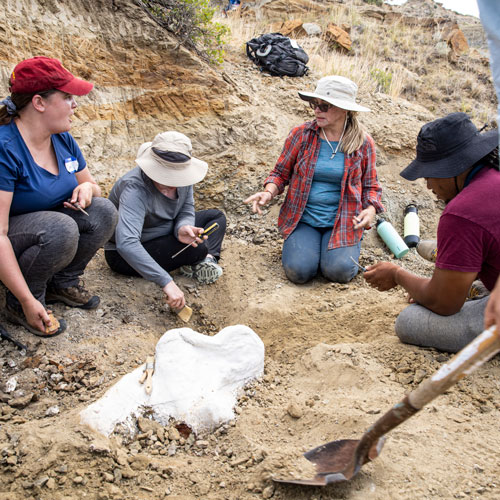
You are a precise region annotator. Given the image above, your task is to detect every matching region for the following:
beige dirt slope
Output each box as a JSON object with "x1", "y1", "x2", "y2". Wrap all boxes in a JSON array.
[{"x1": 0, "y1": 1, "x2": 499, "y2": 499}]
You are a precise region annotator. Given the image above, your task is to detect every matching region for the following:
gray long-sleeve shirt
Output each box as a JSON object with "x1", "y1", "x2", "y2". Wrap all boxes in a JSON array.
[{"x1": 106, "y1": 166, "x2": 195, "y2": 287}]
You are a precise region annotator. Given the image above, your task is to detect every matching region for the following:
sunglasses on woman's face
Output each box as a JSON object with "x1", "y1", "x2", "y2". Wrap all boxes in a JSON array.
[{"x1": 309, "y1": 100, "x2": 332, "y2": 112}]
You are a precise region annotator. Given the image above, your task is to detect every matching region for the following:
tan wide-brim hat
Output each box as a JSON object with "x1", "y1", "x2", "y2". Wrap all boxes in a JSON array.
[
  {"x1": 136, "y1": 131, "x2": 208, "y2": 187},
  {"x1": 298, "y1": 75, "x2": 370, "y2": 112}
]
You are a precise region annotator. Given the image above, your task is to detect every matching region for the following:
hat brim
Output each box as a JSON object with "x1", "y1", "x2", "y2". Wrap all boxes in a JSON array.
[
  {"x1": 136, "y1": 145, "x2": 208, "y2": 187},
  {"x1": 400, "y1": 129, "x2": 498, "y2": 181},
  {"x1": 57, "y1": 77, "x2": 94, "y2": 96},
  {"x1": 298, "y1": 90, "x2": 370, "y2": 112}
]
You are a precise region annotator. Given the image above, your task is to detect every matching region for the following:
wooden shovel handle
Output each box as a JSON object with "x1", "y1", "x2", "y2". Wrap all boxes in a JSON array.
[
  {"x1": 409, "y1": 326, "x2": 500, "y2": 409},
  {"x1": 354, "y1": 326, "x2": 500, "y2": 467}
]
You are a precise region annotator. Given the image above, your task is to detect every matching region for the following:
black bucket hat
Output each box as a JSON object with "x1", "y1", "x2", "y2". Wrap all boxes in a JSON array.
[{"x1": 400, "y1": 112, "x2": 498, "y2": 181}]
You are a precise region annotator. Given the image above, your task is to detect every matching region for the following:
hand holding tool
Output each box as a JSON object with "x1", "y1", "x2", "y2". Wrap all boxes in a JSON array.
[
  {"x1": 171, "y1": 222, "x2": 219, "y2": 259},
  {"x1": 66, "y1": 198, "x2": 89, "y2": 216},
  {"x1": 139, "y1": 355, "x2": 155, "y2": 395},
  {"x1": 350, "y1": 255, "x2": 366, "y2": 272}
]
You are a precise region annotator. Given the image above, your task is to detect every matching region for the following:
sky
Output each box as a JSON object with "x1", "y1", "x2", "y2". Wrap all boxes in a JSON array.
[{"x1": 385, "y1": 0, "x2": 479, "y2": 18}]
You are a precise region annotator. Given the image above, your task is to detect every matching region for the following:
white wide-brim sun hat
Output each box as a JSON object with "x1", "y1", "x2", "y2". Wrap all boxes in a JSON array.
[
  {"x1": 136, "y1": 131, "x2": 208, "y2": 187},
  {"x1": 298, "y1": 75, "x2": 370, "y2": 112}
]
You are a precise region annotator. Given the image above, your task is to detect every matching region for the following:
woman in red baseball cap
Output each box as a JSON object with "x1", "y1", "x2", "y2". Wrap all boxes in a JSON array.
[{"x1": 0, "y1": 56, "x2": 117, "y2": 337}]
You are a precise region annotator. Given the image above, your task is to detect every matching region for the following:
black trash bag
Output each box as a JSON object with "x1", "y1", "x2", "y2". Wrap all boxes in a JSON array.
[{"x1": 246, "y1": 32, "x2": 309, "y2": 77}]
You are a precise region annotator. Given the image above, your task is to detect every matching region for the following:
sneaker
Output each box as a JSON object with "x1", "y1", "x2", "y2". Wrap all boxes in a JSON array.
[
  {"x1": 416, "y1": 240, "x2": 437, "y2": 262},
  {"x1": 179, "y1": 265, "x2": 195, "y2": 279},
  {"x1": 193, "y1": 256, "x2": 223, "y2": 284},
  {"x1": 4, "y1": 303, "x2": 66, "y2": 338},
  {"x1": 46, "y1": 283, "x2": 100, "y2": 310}
]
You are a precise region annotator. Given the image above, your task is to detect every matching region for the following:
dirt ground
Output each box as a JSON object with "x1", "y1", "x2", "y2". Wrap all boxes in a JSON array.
[
  {"x1": 1, "y1": 1, "x2": 500, "y2": 500},
  {"x1": 1, "y1": 224, "x2": 500, "y2": 500}
]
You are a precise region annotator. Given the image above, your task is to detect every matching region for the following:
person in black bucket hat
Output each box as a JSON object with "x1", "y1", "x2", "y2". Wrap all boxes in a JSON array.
[
  {"x1": 363, "y1": 112, "x2": 500, "y2": 353},
  {"x1": 400, "y1": 112, "x2": 499, "y2": 182}
]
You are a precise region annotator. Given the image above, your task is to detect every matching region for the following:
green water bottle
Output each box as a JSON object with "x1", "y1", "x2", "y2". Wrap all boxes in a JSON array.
[
  {"x1": 403, "y1": 204, "x2": 420, "y2": 248},
  {"x1": 376, "y1": 219, "x2": 409, "y2": 259}
]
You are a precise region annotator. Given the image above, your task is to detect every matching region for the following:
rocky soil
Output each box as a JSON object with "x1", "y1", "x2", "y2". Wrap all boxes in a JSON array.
[{"x1": 1, "y1": 1, "x2": 500, "y2": 499}]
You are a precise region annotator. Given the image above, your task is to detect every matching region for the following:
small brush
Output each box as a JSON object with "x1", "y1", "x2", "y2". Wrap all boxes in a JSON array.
[{"x1": 175, "y1": 305, "x2": 193, "y2": 323}]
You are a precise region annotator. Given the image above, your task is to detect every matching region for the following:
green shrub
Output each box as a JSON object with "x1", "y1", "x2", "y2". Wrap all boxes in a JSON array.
[
  {"x1": 136, "y1": 0, "x2": 229, "y2": 64},
  {"x1": 362, "y1": 0, "x2": 383, "y2": 6},
  {"x1": 371, "y1": 68, "x2": 392, "y2": 93}
]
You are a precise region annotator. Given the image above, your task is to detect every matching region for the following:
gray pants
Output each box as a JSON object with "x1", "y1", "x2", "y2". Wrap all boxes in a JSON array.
[
  {"x1": 395, "y1": 296, "x2": 489, "y2": 353},
  {"x1": 7, "y1": 198, "x2": 117, "y2": 306}
]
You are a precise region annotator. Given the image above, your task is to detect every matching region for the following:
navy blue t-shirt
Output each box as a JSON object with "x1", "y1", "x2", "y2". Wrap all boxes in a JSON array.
[{"x1": 0, "y1": 121, "x2": 86, "y2": 216}]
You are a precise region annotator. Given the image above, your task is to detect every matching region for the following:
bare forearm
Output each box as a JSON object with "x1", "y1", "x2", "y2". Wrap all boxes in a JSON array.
[
  {"x1": 394, "y1": 267, "x2": 431, "y2": 303},
  {"x1": 0, "y1": 236, "x2": 35, "y2": 304},
  {"x1": 395, "y1": 268, "x2": 461, "y2": 315}
]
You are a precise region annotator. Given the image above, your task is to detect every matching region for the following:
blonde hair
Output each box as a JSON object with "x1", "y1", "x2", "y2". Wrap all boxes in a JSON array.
[{"x1": 340, "y1": 111, "x2": 366, "y2": 155}]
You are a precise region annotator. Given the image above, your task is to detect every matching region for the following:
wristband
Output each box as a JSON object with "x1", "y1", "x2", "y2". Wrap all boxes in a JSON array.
[{"x1": 264, "y1": 190, "x2": 274, "y2": 200}]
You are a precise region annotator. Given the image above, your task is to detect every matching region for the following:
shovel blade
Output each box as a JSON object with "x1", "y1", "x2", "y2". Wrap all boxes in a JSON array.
[{"x1": 273, "y1": 437, "x2": 385, "y2": 486}]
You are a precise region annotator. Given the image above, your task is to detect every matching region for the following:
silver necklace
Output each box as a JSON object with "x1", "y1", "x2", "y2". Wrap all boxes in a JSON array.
[{"x1": 321, "y1": 116, "x2": 347, "y2": 160}]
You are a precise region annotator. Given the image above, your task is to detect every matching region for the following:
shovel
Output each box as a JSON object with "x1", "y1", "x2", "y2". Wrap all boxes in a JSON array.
[{"x1": 273, "y1": 325, "x2": 500, "y2": 486}]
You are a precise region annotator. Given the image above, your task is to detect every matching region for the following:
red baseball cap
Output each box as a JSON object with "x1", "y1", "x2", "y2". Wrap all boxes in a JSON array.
[{"x1": 9, "y1": 56, "x2": 93, "y2": 96}]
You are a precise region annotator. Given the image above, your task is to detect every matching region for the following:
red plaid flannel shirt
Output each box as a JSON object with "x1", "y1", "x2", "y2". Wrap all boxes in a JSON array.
[{"x1": 264, "y1": 120, "x2": 384, "y2": 249}]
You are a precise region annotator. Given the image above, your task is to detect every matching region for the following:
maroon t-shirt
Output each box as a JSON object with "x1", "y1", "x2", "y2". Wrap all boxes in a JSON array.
[{"x1": 436, "y1": 167, "x2": 500, "y2": 291}]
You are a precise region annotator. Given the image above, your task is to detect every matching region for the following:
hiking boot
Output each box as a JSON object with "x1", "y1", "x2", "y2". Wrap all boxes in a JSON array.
[
  {"x1": 193, "y1": 256, "x2": 223, "y2": 285},
  {"x1": 46, "y1": 283, "x2": 100, "y2": 310},
  {"x1": 416, "y1": 240, "x2": 437, "y2": 262},
  {"x1": 467, "y1": 280, "x2": 490, "y2": 301},
  {"x1": 4, "y1": 302, "x2": 66, "y2": 338}
]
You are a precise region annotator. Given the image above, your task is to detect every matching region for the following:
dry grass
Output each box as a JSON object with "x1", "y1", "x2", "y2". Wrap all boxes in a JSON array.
[{"x1": 213, "y1": 3, "x2": 496, "y2": 119}]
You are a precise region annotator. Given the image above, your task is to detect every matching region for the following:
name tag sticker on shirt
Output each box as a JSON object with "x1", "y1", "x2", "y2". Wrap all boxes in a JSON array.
[{"x1": 64, "y1": 157, "x2": 79, "y2": 173}]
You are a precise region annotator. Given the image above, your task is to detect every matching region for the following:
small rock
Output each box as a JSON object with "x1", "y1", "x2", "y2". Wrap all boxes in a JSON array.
[
  {"x1": 103, "y1": 472, "x2": 114, "y2": 482},
  {"x1": 339, "y1": 345, "x2": 353, "y2": 355},
  {"x1": 168, "y1": 427, "x2": 180, "y2": 441},
  {"x1": 121, "y1": 466, "x2": 137, "y2": 479},
  {"x1": 115, "y1": 449, "x2": 128, "y2": 466},
  {"x1": 287, "y1": 402, "x2": 303, "y2": 419},
  {"x1": 73, "y1": 476, "x2": 84, "y2": 484},
  {"x1": 46, "y1": 478, "x2": 56, "y2": 490},
  {"x1": 262, "y1": 484, "x2": 275, "y2": 499},
  {"x1": 45, "y1": 405, "x2": 60, "y2": 417},
  {"x1": 9, "y1": 393, "x2": 34, "y2": 409},
  {"x1": 5, "y1": 377, "x2": 17, "y2": 393}
]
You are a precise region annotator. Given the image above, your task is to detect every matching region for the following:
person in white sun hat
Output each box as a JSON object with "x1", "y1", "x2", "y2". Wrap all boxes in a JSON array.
[
  {"x1": 105, "y1": 131, "x2": 226, "y2": 311},
  {"x1": 245, "y1": 75, "x2": 384, "y2": 284}
]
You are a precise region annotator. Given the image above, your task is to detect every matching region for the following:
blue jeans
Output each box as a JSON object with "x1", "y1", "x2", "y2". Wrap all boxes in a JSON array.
[
  {"x1": 281, "y1": 222, "x2": 361, "y2": 284},
  {"x1": 7, "y1": 197, "x2": 117, "y2": 306}
]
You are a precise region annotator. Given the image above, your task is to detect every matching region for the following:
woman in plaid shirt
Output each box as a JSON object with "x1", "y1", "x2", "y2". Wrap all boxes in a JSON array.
[{"x1": 245, "y1": 76, "x2": 384, "y2": 284}]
